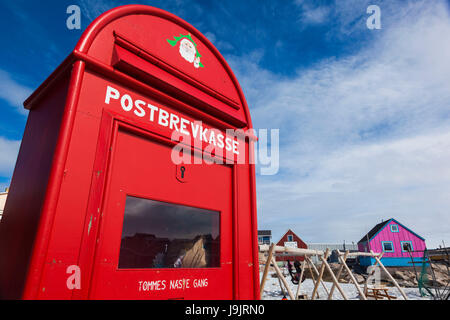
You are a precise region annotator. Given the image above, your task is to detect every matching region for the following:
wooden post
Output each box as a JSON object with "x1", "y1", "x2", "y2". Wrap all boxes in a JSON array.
[
  {"x1": 277, "y1": 273, "x2": 287, "y2": 298},
  {"x1": 370, "y1": 250, "x2": 408, "y2": 300},
  {"x1": 305, "y1": 257, "x2": 320, "y2": 299},
  {"x1": 259, "y1": 244, "x2": 324, "y2": 256},
  {"x1": 311, "y1": 249, "x2": 329, "y2": 300},
  {"x1": 271, "y1": 257, "x2": 295, "y2": 300},
  {"x1": 305, "y1": 256, "x2": 330, "y2": 296},
  {"x1": 336, "y1": 250, "x2": 367, "y2": 300},
  {"x1": 363, "y1": 252, "x2": 383, "y2": 296},
  {"x1": 320, "y1": 255, "x2": 349, "y2": 300},
  {"x1": 328, "y1": 250, "x2": 349, "y2": 299},
  {"x1": 260, "y1": 243, "x2": 275, "y2": 299},
  {"x1": 295, "y1": 259, "x2": 307, "y2": 300}
]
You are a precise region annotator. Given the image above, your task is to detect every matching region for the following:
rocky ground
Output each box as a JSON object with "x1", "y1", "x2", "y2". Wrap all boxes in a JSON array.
[
  {"x1": 259, "y1": 261, "x2": 449, "y2": 300},
  {"x1": 260, "y1": 271, "x2": 429, "y2": 300},
  {"x1": 324, "y1": 263, "x2": 450, "y2": 288},
  {"x1": 387, "y1": 264, "x2": 450, "y2": 288}
]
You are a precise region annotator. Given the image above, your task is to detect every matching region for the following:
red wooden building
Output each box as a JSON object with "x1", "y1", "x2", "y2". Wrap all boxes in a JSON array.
[{"x1": 275, "y1": 229, "x2": 307, "y2": 262}]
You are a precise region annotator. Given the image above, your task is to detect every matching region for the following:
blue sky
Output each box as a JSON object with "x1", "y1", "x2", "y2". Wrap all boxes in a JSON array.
[{"x1": 1, "y1": 0, "x2": 450, "y2": 248}]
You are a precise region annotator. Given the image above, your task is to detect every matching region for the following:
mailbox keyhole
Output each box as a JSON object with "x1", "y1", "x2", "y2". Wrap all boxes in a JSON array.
[{"x1": 180, "y1": 166, "x2": 186, "y2": 179}]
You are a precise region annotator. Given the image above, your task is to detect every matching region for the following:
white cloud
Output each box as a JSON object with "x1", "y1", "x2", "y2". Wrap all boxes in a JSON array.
[
  {"x1": 229, "y1": 0, "x2": 450, "y2": 248},
  {"x1": 0, "y1": 70, "x2": 32, "y2": 115},
  {"x1": 278, "y1": 129, "x2": 450, "y2": 243},
  {"x1": 204, "y1": 31, "x2": 234, "y2": 52},
  {"x1": 301, "y1": 6, "x2": 331, "y2": 25},
  {"x1": 78, "y1": 0, "x2": 114, "y2": 22},
  {"x1": 294, "y1": 0, "x2": 333, "y2": 26},
  {"x1": 0, "y1": 137, "x2": 20, "y2": 177},
  {"x1": 204, "y1": 32, "x2": 217, "y2": 43}
]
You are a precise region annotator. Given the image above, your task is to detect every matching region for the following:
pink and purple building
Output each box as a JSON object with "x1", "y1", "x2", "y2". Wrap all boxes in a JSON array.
[{"x1": 357, "y1": 218, "x2": 426, "y2": 267}]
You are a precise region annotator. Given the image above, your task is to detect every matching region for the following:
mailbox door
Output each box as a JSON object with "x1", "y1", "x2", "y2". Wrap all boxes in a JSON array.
[{"x1": 88, "y1": 125, "x2": 234, "y2": 299}]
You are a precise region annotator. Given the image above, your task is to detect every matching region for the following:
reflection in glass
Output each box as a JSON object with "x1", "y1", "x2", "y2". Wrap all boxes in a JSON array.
[{"x1": 118, "y1": 196, "x2": 220, "y2": 269}]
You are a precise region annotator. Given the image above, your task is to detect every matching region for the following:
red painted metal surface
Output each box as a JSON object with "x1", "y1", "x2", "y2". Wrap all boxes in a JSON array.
[
  {"x1": 0, "y1": 73, "x2": 70, "y2": 299},
  {"x1": 0, "y1": 5, "x2": 259, "y2": 300}
]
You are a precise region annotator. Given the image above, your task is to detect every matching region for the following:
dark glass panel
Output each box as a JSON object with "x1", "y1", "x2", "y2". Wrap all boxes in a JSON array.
[{"x1": 118, "y1": 196, "x2": 220, "y2": 269}]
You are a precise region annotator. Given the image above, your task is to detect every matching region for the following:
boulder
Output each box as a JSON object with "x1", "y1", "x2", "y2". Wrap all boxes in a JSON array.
[
  {"x1": 435, "y1": 279, "x2": 448, "y2": 287},
  {"x1": 354, "y1": 274, "x2": 365, "y2": 284},
  {"x1": 394, "y1": 270, "x2": 409, "y2": 281}
]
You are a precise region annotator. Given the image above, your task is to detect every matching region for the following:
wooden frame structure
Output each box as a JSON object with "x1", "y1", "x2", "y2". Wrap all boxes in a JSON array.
[{"x1": 259, "y1": 244, "x2": 409, "y2": 300}]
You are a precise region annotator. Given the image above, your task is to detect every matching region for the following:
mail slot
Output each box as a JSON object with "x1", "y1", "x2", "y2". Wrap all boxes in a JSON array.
[{"x1": 0, "y1": 5, "x2": 259, "y2": 300}]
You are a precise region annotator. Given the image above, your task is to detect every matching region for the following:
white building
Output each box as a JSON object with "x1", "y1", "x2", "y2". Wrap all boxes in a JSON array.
[
  {"x1": 258, "y1": 230, "x2": 272, "y2": 245},
  {"x1": 0, "y1": 189, "x2": 8, "y2": 221}
]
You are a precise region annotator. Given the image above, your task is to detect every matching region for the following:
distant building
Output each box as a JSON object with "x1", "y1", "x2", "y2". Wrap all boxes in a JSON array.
[
  {"x1": 258, "y1": 230, "x2": 272, "y2": 245},
  {"x1": 0, "y1": 189, "x2": 8, "y2": 221},
  {"x1": 307, "y1": 242, "x2": 358, "y2": 264},
  {"x1": 357, "y1": 218, "x2": 426, "y2": 267},
  {"x1": 275, "y1": 229, "x2": 307, "y2": 262},
  {"x1": 307, "y1": 243, "x2": 358, "y2": 252}
]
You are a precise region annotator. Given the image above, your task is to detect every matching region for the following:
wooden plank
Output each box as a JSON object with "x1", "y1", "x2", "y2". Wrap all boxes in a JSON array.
[
  {"x1": 337, "y1": 250, "x2": 367, "y2": 300},
  {"x1": 295, "y1": 259, "x2": 307, "y2": 300},
  {"x1": 328, "y1": 250, "x2": 349, "y2": 299},
  {"x1": 311, "y1": 249, "x2": 329, "y2": 300},
  {"x1": 366, "y1": 288, "x2": 397, "y2": 300},
  {"x1": 305, "y1": 257, "x2": 320, "y2": 299},
  {"x1": 320, "y1": 255, "x2": 348, "y2": 300},
  {"x1": 259, "y1": 244, "x2": 324, "y2": 256},
  {"x1": 260, "y1": 243, "x2": 275, "y2": 299},
  {"x1": 339, "y1": 252, "x2": 382, "y2": 257},
  {"x1": 363, "y1": 252, "x2": 384, "y2": 294},
  {"x1": 277, "y1": 274, "x2": 287, "y2": 298},
  {"x1": 370, "y1": 250, "x2": 408, "y2": 300},
  {"x1": 305, "y1": 256, "x2": 330, "y2": 296},
  {"x1": 271, "y1": 257, "x2": 295, "y2": 300}
]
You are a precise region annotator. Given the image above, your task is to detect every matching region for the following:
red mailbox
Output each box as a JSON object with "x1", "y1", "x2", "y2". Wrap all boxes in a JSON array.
[{"x1": 0, "y1": 5, "x2": 259, "y2": 300}]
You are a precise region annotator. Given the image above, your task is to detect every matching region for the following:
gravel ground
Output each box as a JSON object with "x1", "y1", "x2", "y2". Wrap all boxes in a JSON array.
[{"x1": 260, "y1": 270, "x2": 431, "y2": 300}]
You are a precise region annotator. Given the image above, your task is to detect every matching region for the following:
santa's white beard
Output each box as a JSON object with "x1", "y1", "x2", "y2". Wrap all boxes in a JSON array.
[{"x1": 179, "y1": 40, "x2": 196, "y2": 63}]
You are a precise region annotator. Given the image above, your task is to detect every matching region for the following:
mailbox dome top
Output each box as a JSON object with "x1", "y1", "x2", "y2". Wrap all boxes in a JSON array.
[{"x1": 74, "y1": 5, "x2": 253, "y2": 128}]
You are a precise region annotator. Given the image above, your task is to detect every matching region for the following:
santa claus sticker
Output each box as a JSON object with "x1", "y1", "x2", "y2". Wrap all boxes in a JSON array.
[{"x1": 167, "y1": 33, "x2": 205, "y2": 69}]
